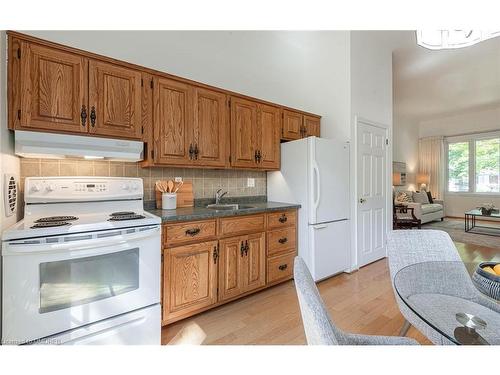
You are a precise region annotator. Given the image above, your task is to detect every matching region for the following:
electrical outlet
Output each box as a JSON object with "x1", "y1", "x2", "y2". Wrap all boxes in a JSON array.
[
  {"x1": 247, "y1": 178, "x2": 255, "y2": 187},
  {"x1": 174, "y1": 177, "x2": 183, "y2": 183}
]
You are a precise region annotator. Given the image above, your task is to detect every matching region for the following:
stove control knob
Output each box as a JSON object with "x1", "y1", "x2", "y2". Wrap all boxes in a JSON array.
[
  {"x1": 132, "y1": 183, "x2": 139, "y2": 191},
  {"x1": 122, "y1": 183, "x2": 130, "y2": 191},
  {"x1": 46, "y1": 184, "x2": 55, "y2": 192},
  {"x1": 31, "y1": 184, "x2": 41, "y2": 192}
]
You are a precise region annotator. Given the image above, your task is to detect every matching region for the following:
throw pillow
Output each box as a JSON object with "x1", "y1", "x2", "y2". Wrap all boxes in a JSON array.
[
  {"x1": 426, "y1": 191, "x2": 434, "y2": 204},
  {"x1": 396, "y1": 191, "x2": 413, "y2": 203},
  {"x1": 413, "y1": 191, "x2": 430, "y2": 204}
]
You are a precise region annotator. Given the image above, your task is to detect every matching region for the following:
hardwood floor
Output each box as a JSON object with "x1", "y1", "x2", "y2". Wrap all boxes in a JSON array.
[{"x1": 161, "y1": 241, "x2": 497, "y2": 345}]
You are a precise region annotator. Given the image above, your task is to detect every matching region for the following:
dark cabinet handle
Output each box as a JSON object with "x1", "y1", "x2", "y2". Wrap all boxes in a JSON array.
[
  {"x1": 90, "y1": 106, "x2": 96, "y2": 127},
  {"x1": 278, "y1": 214, "x2": 287, "y2": 223},
  {"x1": 189, "y1": 144, "x2": 194, "y2": 160},
  {"x1": 185, "y1": 228, "x2": 201, "y2": 236},
  {"x1": 278, "y1": 237, "x2": 288, "y2": 244},
  {"x1": 240, "y1": 241, "x2": 245, "y2": 257},
  {"x1": 213, "y1": 245, "x2": 218, "y2": 264},
  {"x1": 256, "y1": 150, "x2": 262, "y2": 163},
  {"x1": 80, "y1": 105, "x2": 87, "y2": 126},
  {"x1": 194, "y1": 144, "x2": 199, "y2": 160},
  {"x1": 254, "y1": 150, "x2": 259, "y2": 163},
  {"x1": 244, "y1": 240, "x2": 249, "y2": 256},
  {"x1": 278, "y1": 264, "x2": 288, "y2": 271}
]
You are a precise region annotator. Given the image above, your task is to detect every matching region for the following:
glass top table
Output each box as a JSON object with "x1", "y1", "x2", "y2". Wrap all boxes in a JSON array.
[
  {"x1": 465, "y1": 209, "x2": 500, "y2": 236},
  {"x1": 394, "y1": 261, "x2": 500, "y2": 345}
]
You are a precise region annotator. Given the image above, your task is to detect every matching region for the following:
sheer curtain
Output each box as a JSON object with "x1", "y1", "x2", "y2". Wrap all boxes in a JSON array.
[{"x1": 419, "y1": 137, "x2": 445, "y2": 199}]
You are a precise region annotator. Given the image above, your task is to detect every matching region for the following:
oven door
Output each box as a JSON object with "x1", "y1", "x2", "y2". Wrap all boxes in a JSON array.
[{"x1": 2, "y1": 225, "x2": 160, "y2": 344}]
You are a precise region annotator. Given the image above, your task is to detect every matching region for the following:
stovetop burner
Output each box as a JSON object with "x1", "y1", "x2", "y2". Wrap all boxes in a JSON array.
[
  {"x1": 31, "y1": 221, "x2": 71, "y2": 229},
  {"x1": 110, "y1": 211, "x2": 136, "y2": 216},
  {"x1": 35, "y1": 215, "x2": 79, "y2": 223},
  {"x1": 108, "y1": 214, "x2": 146, "y2": 221}
]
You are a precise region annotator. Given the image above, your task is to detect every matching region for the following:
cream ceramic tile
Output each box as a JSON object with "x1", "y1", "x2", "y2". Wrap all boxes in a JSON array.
[
  {"x1": 40, "y1": 161, "x2": 60, "y2": 176},
  {"x1": 60, "y1": 162, "x2": 78, "y2": 176},
  {"x1": 110, "y1": 163, "x2": 125, "y2": 177},
  {"x1": 94, "y1": 162, "x2": 110, "y2": 177},
  {"x1": 138, "y1": 167, "x2": 151, "y2": 177},
  {"x1": 124, "y1": 164, "x2": 138, "y2": 177},
  {"x1": 76, "y1": 161, "x2": 94, "y2": 176},
  {"x1": 21, "y1": 161, "x2": 41, "y2": 177}
]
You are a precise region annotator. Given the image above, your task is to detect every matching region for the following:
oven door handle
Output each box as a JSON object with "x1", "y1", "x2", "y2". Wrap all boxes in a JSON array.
[{"x1": 6, "y1": 226, "x2": 160, "y2": 254}]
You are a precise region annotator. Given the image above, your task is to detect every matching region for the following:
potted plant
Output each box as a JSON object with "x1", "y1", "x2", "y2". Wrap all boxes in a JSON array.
[{"x1": 477, "y1": 203, "x2": 497, "y2": 216}]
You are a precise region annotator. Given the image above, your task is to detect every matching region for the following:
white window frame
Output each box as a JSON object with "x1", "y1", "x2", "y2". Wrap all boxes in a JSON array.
[{"x1": 445, "y1": 130, "x2": 500, "y2": 197}]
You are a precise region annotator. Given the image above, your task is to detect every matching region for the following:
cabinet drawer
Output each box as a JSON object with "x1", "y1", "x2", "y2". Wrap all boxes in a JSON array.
[
  {"x1": 267, "y1": 252, "x2": 295, "y2": 284},
  {"x1": 219, "y1": 214, "x2": 265, "y2": 237},
  {"x1": 164, "y1": 219, "x2": 217, "y2": 246},
  {"x1": 267, "y1": 210, "x2": 296, "y2": 229},
  {"x1": 267, "y1": 227, "x2": 296, "y2": 256}
]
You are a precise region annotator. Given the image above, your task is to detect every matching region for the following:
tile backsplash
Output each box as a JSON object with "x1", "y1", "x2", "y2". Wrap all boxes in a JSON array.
[{"x1": 19, "y1": 158, "x2": 267, "y2": 202}]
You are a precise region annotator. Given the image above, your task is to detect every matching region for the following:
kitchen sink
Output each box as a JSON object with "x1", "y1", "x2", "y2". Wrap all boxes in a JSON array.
[{"x1": 206, "y1": 204, "x2": 255, "y2": 210}]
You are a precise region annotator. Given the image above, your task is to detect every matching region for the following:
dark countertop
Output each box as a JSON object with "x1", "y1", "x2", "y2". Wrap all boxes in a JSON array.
[{"x1": 146, "y1": 201, "x2": 301, "y2": 223}]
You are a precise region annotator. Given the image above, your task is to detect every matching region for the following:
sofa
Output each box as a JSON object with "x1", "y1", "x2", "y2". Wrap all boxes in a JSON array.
[{"x1": 394, "y1": 190, "x2": 444, "y2": 224}]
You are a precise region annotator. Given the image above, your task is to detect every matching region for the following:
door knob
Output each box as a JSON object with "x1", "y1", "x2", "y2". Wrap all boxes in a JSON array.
[{"x1": 359, "y1": 198, "x2": 366, "y2": 204}]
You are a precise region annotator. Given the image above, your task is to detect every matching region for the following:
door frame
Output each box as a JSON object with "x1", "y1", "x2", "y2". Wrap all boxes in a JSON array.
[{"x1": 351, "y1": 116, "x2": 392, "y2": 270}]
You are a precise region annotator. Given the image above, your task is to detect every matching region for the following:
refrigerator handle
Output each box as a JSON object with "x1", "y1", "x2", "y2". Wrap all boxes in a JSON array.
[
  {"x1": 313, "y1": 161, "x2": 320, "y2": 210},
  {"x1": 313, "y1": 224, "x2": 328, "y2": 229}
]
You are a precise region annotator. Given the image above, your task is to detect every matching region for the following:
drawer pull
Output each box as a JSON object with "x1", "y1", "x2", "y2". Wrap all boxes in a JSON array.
[
  {"x1": 278, "y1": 214, "x2": 287, "y2": 223},
  {"x1": 278, "y1": 264, "x2": 288, "y2": 271},
  {"x1": 278, "y1": 237, "x2": 288, "y2": 244},
  {"x1": 185, "y1": 228, "x2": 201, "y2": 236}
]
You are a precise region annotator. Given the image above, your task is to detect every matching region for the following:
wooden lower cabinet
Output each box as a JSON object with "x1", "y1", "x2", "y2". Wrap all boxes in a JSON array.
[
  {"x1": 161, "y1": 210, "x2": 297, "y2": 325},
  {"x1": 163, "y1": 241, "x2": 218, "y2": 324},
  {"x1": 219, "y1": 232, "x2": 266, "y2": 302}
]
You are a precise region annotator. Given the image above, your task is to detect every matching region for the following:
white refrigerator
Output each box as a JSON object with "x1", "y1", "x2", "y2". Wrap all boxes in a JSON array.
[{"x1": 267, "y1": 136, "x2": 350, "y2": 281}]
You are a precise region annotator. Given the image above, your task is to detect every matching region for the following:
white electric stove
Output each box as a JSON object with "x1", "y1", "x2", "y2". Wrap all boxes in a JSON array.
[{"x1": 2, "y1": 177, "x2": 161, "y2": 345}]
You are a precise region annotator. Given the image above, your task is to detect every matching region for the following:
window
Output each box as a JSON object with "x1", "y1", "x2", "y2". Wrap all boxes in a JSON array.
[
  {"x1": 448, "y1": 142, "x2": 469, "y2": 192},
  {"x1": 446, "y1": 132, "x2": 500, "y2": 194}
]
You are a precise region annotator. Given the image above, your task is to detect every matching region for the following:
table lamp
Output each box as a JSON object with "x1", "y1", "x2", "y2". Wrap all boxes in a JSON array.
[{"x1": 417, "y1": 173, "x2": 430, "y2": 192}]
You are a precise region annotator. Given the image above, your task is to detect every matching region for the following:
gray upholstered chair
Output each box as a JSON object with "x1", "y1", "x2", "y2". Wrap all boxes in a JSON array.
[
  {"x1": 293, "y1": 257, "x2": 418, "y2": 345},
  {"x1": 387, "y1": 229, "x2": 500, "y2": 345}
]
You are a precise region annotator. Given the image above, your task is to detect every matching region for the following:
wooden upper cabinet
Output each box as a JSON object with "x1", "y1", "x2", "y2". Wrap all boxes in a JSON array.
[
  {"x1": 89, "y1": 60, "x2": 142, "y2": 140},
  {"x1": 20, "y1": 42, "x2": 88, "y2": 133},
  {"x1": 230, "y1": 97, "x2": 258, "y2": 168},
  {"x1": 256, "y1": 103, "x2": 280, "y2": 170},
  {"x1": 153, "y1": 77, "x2": 193, "y2": 165},
  {"x1": 304, "y1": 115, "x2": 321, "y2": 137},
  {"x1": 163, "y1": 241, "x2": 218, "y2": 323},
  {"x1": 244, "y1": 232, "x2": 266, "y2": 292},
  {"x1": 282, "y1": 109, "x2": 303, "y2": 140},
  {"x1": 192, "y1": 87, "x2": 229, "y2": 167}
]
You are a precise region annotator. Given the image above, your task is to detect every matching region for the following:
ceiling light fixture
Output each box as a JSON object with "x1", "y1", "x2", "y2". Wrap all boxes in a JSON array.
[{"x1": 416, "y1": 30, "x2": 500, "y2": 50}]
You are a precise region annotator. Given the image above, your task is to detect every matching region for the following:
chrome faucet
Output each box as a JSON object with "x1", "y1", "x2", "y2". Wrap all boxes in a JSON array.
[{"x1": 215, "y1": 189, "x2": 228, "y2": 204}]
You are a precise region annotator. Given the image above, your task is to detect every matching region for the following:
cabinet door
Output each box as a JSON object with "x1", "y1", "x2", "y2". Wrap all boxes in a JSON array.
[
  {"x1": 256, "y1": 103, "x2": 280, "y2": 170},
  {"x1": 163, "y1": 241, "x2": 218, "y2": 323},
  {"x1": 89, "y1": 60, "x2": 142, "y2": 139},
  {"x1": 154, "y1": 77, "x2": 193, "y2": 165},
  {"x1": 282, "y1": 109, "x2": 303, "y2": 140},
  {"x1": 243, "y1": 232, "x2": 266, "y2": 292},
  {"x1": 230, "y1": 97, "x2": 257, "y2": 168},
  {"x1": 20, "y1": 42, "x2": 88, "y2": 133},
  {"x1": 193, "y1": 87, "x2": 228, "y2": 167},
  {"x1": 218, "y1": 236, "x2": 245, "y2": 302},
  {"x1": 304, "y1": 115, "x2": 321, "y2": 137}
]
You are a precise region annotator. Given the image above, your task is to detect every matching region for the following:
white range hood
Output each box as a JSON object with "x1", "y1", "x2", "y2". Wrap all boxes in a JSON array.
[{"x1": 14, "y1": 131, "x2": 144, "y2": 162}]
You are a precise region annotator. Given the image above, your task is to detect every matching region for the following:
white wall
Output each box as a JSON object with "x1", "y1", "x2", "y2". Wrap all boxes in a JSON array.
[
  {"x1": 349, "y1": 31, "x2": 398, "y2": 269},
  {"x1": 392, "y1": 114, "x2": 419, "y2": 191},
  {"x1": 23, "y1": 30, "x2": 351, "y2": 142},
  {"x1": 419, "y1": 106, "x2": 500, "y2": 138},
  {"x1": 418, "y1": 106, "x2": 500, "y2": 217},
  {"x1": 0, "y1": 31, "x2": 21, "y2": 231}
]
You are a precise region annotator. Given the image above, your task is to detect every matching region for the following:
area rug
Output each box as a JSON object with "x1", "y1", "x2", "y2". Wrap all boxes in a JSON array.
[{"x1": 423, "y1": 218, "x2": 500, "y2": 249}]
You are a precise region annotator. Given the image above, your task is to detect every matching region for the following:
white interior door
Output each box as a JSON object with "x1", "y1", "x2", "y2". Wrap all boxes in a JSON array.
[{"x1": 356, "y1": 120, "x2": 388, "y2": 267}]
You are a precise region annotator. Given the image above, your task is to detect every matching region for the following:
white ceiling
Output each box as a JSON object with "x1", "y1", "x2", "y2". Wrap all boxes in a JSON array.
[{"x1": 393, "y1": 32, "x2": 500, "y2": 122}]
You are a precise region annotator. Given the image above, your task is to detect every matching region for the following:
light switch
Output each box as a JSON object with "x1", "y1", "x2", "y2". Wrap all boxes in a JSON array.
[
  {"x1": 174, "y1": 177, "x2": 183, "y2": 182},
  {"x1": 247, "y1": 178, "x2": 255, "y2": 187}
]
